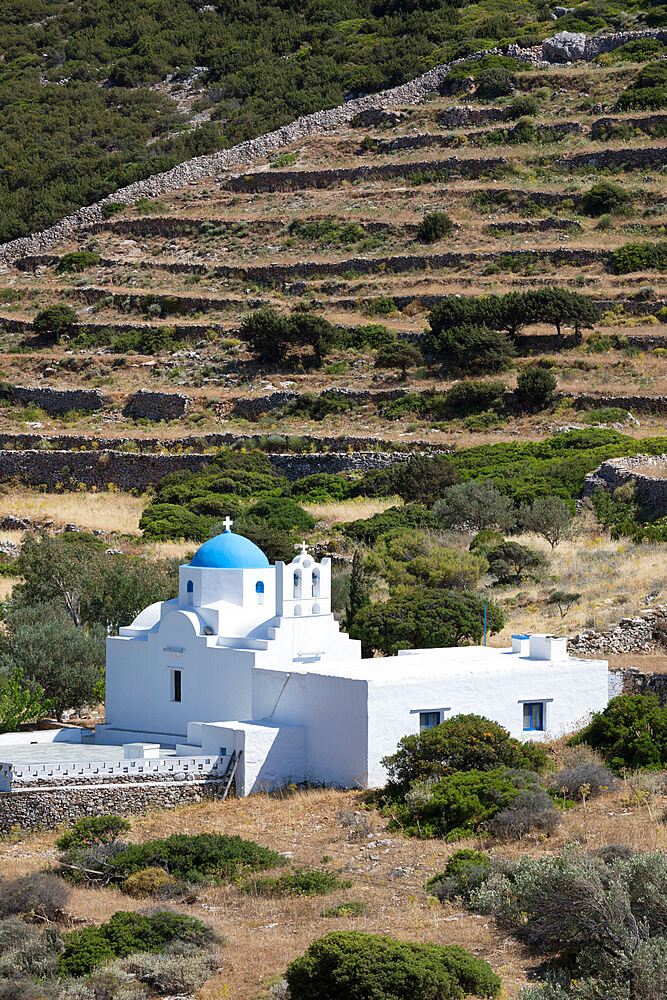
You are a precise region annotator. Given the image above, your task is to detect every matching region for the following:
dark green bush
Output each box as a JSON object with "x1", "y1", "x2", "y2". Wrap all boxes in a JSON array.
[
  {"x1": 428, "y1": 324, "x2": 516, "y2": 373},
  {"x1": 386, "y1": 768, "x2": 557, "y2": 840},
  {"x1": 242, "y1": 496, "x2": 315, "y2": 532},
  {"x1": 55, "y1": 815, "x2": 131, "y2": 851},
  {"x1": 285, "y1": 931, "x2": 501, "y2": 1000},
  {"x1": 425, "y1": 849, "x2": 491, "y2": 902},
  {"x1": 289, "y1": 473, "x2": 351, "y2": 503},
  {"x1": 504, "y1": 95, "x2": 539, "y2": 119},
  {"x1": 612, "y1": 241, "x2": 667, "y2": 274},
  {"x1": 343, "y1": 504, "x2": 437, "y2": 544},
  {"x1": 477, "y1": 67, "x2": 515, "y2": 98},
  {"x1": 351, "y1": 453, "x2": 461, "y2": 505},
  {"x1": 416, "y1": 211, "x2": 455, "y2": 243},
  {"x1": 139, "y1": 503, "x2": 213, "y2": 542},
  {"x1": 515, "y1": 367, "x2": 557, "y2": 410},
  {"x1": 111, "y1": 832, "x2": 287, "y2": 884},
  {"x1": 581, "y1": 181, "x2": 631, "y2": 217},
  {"x1": 616, "y1": 61, "x2": 667, "y2": 109},
  {"x1": 570, "y1": 694, "x2": 667, "y2": 772},
  {"x1": 55, "y1": 250, "x2": 101, "y2": 273},
  {"x1": 375, "y1": 341, "x2": 424, "y2": 375},
  {"x1": 58, "y1": 909, "x2": 211, "y2": 976},
  {"x1": 382, "y1": 713, "x2": 549, "y2": 794},
  {"x1": 241, "y1": 867, "x2": 352, "y2": 896},
  {"x1": 486, "y1": 541, "x2": 545, "y2": 583},
  {"x1": 33, "y1": 304, "x2": 78, "y2": 342}
]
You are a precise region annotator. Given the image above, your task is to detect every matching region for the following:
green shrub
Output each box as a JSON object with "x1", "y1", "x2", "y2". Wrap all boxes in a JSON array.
[
  {"x1": 111, "y1": 832, "x2": 287, "y2": 884},
  {"x1": 426, "y1": 849, "x2": 491, "y2": 902},
  {"x1": 351, "y1": 453, "x2": 461, "y2": 505},
  {"x1": 289, "y1": 473, "x2": 351, "y2": 503},
  {"x1": 429, "y1": 324, "x2": 516, "y2": 374},
  {"x1": 387, "y1": 768, "x2": 557, "y2": 840},
  {"x1": 343, "y1": 504, "x2": 437, "y2": 544},
  {"x1": 122, "y1": 867, "x2": 179, "y2": 898},
  {"x1": 241, "y1": 867, "x2": 352, "y2": 896},
  {"x1": 616, "y1": 61, "x2": 667, "y2": 110},
  {"x1": 486, "y1": 541, "x2": 545, "y2": 583},
  {"x1": 139, "y1": 503, "x2": 213, "y2": 542},
  {"x1": 55, "y1": 816, "x2": 131, "y2": 851},
  {"x1": 504, "y1": 96, "x2": 539, "y2": 119},
  {"x1": 58, "y1": 910, "x2": 211, "y2": 976},
  {"x1": 242, "y1": 496, "x2": 315, "y2": 532},
  {"x1": 365, "y1": 295, "x2": 397, "y2": 316},
  {"x1": 55, "y1": 250, "x2": 101, "y2": 273},
  {"x1": 285, "y1": 931, "x2": 501, "y2": 1000},
  {"x1": 515, "y1": 367, "x2": 557, "y2": 409},
  {"x1": 375, "y1": 341, "x2": 423, "y2": 375},
  {"x1": 382, "y1": 714, "x2": 549, "y2": 794},
  {"x1": 477, "y1": 67, "x2": 515, "y2": 98},
  {"x1": 583, "y1": 406, "x2": 632, "y2": 425},
  {"x1": 471, "y1": 846, "x2": 667, "y2": 994},
  {"x1": 351, "y1": 590, "x2": 504, "y2": 657},
  {"x1": 570, "y1": 694, "x2": 667, "y2": 772},
  {"x1": 416, "y1": 211, "x2": 455, "y2": 243},
  {"x1": 612, "y1": 241, "x2": 667, "y2": 274},
  {"x1": 581, "y1": 181, "x2": 630, "y2": 217},
  {"x1": 322, "y1": 901, "x2": 367, "y2": 917},
  {"x1": 33, "y1": 304, "x2": 78, "y2": 342}
]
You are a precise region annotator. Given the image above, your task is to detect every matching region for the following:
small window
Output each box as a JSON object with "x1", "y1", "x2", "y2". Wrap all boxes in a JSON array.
[
  {"x1": 293, "y1": 570, "x2": 302, "y2": 599},
  {"x1": 312, "y1": 569, "x2": 320, "y2": 598},
  {"x1": 171, "y1": 669, "x2": 182, "y2": 703},
  {"x1": 255, "y1": 580, "x2": 265, "y2": 605},
  {"x1": 219, "y1": 746, "x2": 227, "y2": 756},
  {"x1": 186, "y1": 581, "x2": 194, "y2": 593},
  {"x1": 523, "y1": 702, "x2": 544, "y2": 731},
  {"x1": 419, "y1": 711, "x2": 441, "y2": 732}
]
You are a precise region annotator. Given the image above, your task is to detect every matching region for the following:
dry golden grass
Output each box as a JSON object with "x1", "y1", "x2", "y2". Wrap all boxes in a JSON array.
[
  {"x1": 1, "y1": 783, "x2": 665, "y2": 1000},
  {"x1": 0, "y1": 488, "x2": 146, "y2": 535},
  {"x1": 305, "y1": 497, "x2": 396, "y2": 525},
  {"x1": 490, "y1": 531, "x2": 667, "y2": 641}
]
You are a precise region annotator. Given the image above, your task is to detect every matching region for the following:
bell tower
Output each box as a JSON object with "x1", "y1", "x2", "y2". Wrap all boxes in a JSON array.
[{"x1": 276, "y1": 543, "x2": 331, "y2": 618}]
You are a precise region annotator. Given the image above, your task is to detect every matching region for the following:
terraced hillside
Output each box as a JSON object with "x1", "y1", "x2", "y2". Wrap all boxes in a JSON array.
[{"x1": 0, "y1": 50, "x2": 665, "y2": 458}]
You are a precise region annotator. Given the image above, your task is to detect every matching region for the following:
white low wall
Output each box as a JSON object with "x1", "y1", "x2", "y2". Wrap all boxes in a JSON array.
[{"x1": 0, "y1": 754, "x2": 224, "y2": 791}]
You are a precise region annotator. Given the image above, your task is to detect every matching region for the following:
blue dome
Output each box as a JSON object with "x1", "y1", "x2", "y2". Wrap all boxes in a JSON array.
[{"x1": 190, "y1": 530, "x2": 269, "y2": 569}]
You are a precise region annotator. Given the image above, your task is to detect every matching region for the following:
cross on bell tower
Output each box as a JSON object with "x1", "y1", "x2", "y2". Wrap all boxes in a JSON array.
[
  {"x1": 295, "y1": 540, "x2": 308, "y2": 555},
  {"x1": 222, "y1": 516, "x2": 233, "y2": 533}
]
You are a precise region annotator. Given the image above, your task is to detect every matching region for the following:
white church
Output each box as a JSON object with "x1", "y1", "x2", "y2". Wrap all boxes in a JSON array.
[{"x1": 97, "y1": 523, "x2": 610, "y2": 795}]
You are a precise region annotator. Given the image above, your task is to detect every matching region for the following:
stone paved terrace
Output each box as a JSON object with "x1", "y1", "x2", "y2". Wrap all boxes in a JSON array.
[{"x1": 0, "y1": 742, "x2": 176, "y2": 765}]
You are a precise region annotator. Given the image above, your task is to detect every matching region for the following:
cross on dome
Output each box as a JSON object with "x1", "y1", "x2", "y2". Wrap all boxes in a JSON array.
[{"x1": 222, "y1": 516, "x2": 233, "y2": 533}]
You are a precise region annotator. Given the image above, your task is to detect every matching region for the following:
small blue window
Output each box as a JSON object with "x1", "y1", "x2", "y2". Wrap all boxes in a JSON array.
[
  {"x1": 186, "y1": 580, "x2": 194, "y2": 593},
  {"x1": 523, "y1": 702, "x2": 544, "y2": 731},
  {"x1": 255, "y1": 581, "x2": 264, "y2": 594},
  {"x1": 419, "y1": 711, "x2": 441, "y2": 732}
]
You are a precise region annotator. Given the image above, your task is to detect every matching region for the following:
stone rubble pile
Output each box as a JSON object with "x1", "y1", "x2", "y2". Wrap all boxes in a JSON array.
[
  {"x1": 0, "y1": 28, "x2": 663, "y2": 265},
  {"x1": 583, "y1": 453, "x2": 667, "y2": 511},
  {"x1": 568, "y1": 606, "x2": 667, "y2": 655}
]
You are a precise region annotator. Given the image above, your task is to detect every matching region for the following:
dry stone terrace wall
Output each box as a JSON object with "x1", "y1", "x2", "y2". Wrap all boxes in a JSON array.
[
  {"x1": 0, "y1": 29, "x2": 664, "y2": 265},
  {"x1": 0, "y1": 447, "x2": 414, "y2": 489},
  {"x1": 123, "y1": 389, "x2": 190, "y2": 420},
  {"x1": 555, "y1": 146, "x2": 667, "y2": 170},
  {"x1": 583, "y1": 453, "x2": 667, "y2": 510},
  {"x1": 12, "y1": 386, "x2": 105, "y2": 415},
  {"x1": 17, "y1": 247, "x2": 613, "y2": 283},
  {"x1": 219, "y1": 156, "x2": 510, "y2": 193},
  {"x1": 0, "y1": 780, "x2": 225, "y2": 832}
]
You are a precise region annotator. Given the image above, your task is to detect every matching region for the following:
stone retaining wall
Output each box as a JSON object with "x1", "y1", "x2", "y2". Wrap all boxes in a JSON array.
[
  {"x1": 556, "y1": 146, "x2": 667, "y2": 170},
  {"x1": 590, "y1": 113, "x2": 667, "y2": 139},
  {"x1": 583, "y1": 453, "x2": 667, "y2": 510},
  {"x1": 0, "y1": 780, "x2": 226, "y2": 832},
  {"x1": 0, "y1": 29, "x2": 663, "y2": 265},
  {"x1": 123, "y1": 389, "x2": 190, "y2": 421},
  {"x1": 220, "y1": 156, "x2": 509, "y2": 193},
  {"x1": 612, "y1": 668, "x2": 667, "y2": 706},
  {"x1": 12, "y1": 386, "x2": 105, "y2": 415},
  {"x1": 0, "y1": 447, "x2": 412, "y2": 489},
  {"x1": 569, "y1": 606, "x2": 667, "y2": 655}
]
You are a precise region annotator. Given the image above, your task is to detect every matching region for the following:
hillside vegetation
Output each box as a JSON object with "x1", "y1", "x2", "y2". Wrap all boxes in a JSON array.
[{"x1": 1, "y1": 0, "x2": 665, "y2": 239}]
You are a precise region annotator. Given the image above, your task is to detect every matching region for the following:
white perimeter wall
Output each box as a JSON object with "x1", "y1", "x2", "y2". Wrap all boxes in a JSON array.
[{"x1": 251, "y1": 668, "x2": 369, "y2": 789}]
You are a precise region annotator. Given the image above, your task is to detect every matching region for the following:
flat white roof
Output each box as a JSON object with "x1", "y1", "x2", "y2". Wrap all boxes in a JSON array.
[{"x1": 255, "y1": 645, "x2": 606, "y2": 682}]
